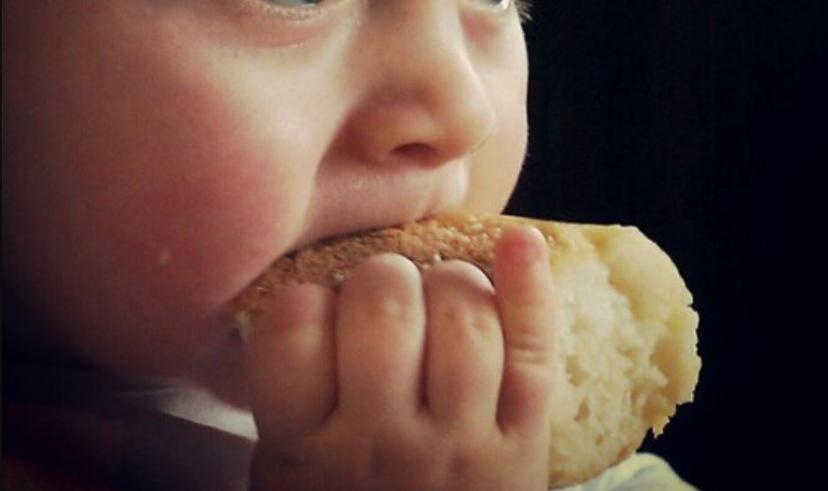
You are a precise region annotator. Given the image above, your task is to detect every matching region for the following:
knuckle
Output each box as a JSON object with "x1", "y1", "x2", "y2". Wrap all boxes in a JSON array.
[
  {"x1": 501, "y1": 291, "x2": 543, "y2": 313},
  {"x1": 423, "y1": 263, "x2": 500, "y2": 337},
  {"x1": 445, "y1": 429, "x2": 497, "y2": 478},
  {"x1": 428, "y1": 298, "x2": 499, "y2": 337},
  {"x1": 447, "y1": 448, "x2": 475, "y2": 478},
  {"x1": 364, "y1": 294, "x2": 411, "y2": 325},
  {"x1": 358, "y1": 427, "x2": 441, "y2": 483},
  {"x1": 505, "y1": 362, "x2": 556, "y2": 402},
  {"x1": 506, "y1": 333, "x2": 555, "y2": 367},
  {"x1": 446, "y1": 421, "x2": 490, "y2": 448},
  {"x1": 429, "y1": 300, "x2": 467, "y2": 327}
]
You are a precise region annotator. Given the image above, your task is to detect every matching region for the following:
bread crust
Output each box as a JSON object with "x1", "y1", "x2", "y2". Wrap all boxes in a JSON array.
[{"x1": 233, "y1": 212, "x2": 700, "y2": 488}]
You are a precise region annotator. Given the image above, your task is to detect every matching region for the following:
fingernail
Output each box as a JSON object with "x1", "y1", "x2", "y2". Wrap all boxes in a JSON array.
[
  {"x1": 501, "y1": 226, "x2": 546, "y2": 265},
  {"x1": 528, "y1": 226, "x2": 547, "y2": 249},
  {"x1": 524, "y1": 227, "x2": 547, "y2": 265}
]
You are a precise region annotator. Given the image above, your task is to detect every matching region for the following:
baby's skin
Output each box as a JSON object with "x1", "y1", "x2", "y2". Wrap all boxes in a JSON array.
[
  {"x1": 3, "y1": 1, "x2": 555, "y2": 489},
  {"x1": 248, "y1": 227, "x2": 556, "y2": 490}
]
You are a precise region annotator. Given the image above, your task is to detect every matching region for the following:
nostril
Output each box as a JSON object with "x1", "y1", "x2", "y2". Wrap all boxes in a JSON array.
[{"x1": 392, "y1": 143, "x2": 438, "y2": 163}]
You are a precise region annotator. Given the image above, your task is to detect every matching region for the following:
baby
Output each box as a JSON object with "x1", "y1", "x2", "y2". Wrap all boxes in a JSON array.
[{"x1": 2, "y1": 1, "x2": 694, "y2": 490}]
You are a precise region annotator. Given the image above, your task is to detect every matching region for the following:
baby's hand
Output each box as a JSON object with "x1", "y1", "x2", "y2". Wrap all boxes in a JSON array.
[{"x1": 245, "y1": 227, "x2": 556, "y2": 491}]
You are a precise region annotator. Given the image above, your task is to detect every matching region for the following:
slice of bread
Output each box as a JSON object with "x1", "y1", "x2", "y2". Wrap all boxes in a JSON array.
[{"x1": 233, "y1": 212, "x2": 700, "y2": 488}]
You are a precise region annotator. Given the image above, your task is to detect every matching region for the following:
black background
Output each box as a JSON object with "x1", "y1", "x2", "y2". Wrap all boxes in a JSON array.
[{"x1": 506, "y1": 1, "x2": 819, "y2": 488}]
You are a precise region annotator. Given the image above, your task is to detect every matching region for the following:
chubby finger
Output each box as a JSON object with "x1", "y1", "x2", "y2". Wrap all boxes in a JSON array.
[
  {"x1": 245, "y1": 283, "x2": 337, "y2": 443},
  {"x1": 493, "y1": 226, "x2": 557, "y2": 436},
  {"x1": 335, "y1": 254, "x2": 426, "y2": 420},
  {"x1": 423, "y1": 261, "x2": 503, "y2": 431}
]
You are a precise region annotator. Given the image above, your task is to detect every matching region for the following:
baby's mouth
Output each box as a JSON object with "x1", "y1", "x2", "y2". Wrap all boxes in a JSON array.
[
  {"x1": 295, "y1": 161, "x2": 471, "y2": 252},
  {"x1": 231, "y1": 164, "x2": 470, "y2": 344}
]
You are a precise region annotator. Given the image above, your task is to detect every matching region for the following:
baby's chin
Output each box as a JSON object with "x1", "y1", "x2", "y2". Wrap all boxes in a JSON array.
[
  {"x1": 188, "y1": 327, "x2": 251, "y2": 409},
  {"x1": 99, "y1": 326, "x2": 250, "y2": 408},
  {"x1": 143, "y1": 317, "x2": 251, "y2": 408}
]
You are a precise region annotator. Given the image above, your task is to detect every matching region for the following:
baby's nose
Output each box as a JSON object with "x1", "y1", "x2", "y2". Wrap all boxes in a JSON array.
[{"x1": 345, "y1": 2, "x2": 497, "y2": 167}]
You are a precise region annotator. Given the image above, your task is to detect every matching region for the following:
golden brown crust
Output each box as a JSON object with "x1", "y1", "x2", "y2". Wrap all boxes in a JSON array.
[
  {"x1": 235, "y1": 213, "x2": 566, "y2": 315},
  {"x1": 233, "y1": 212, "x2": 700, "y2": 488}
]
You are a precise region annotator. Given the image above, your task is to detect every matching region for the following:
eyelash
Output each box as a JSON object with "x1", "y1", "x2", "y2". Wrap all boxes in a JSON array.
[{"x1": 251, "y1": 0, "x2": 534, "y2": 22}]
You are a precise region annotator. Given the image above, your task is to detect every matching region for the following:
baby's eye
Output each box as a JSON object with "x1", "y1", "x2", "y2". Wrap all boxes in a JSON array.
[
  {"x1": 475, "y1": 0, "x2": 533, "y2": 21},
  {"x1": 262, "y1": 0, "x2": 318, "y2": 4},
  {"x1": 256, "y1": 0, "x2": 322, "y2": 8},
  {"x1": 258, "y1": 0, "x2": 525, "y2": 11},
  {"x1": 478, "y1": 0, "x2": 511, "y2": 9},
  {"x1": 262, "y1": 0, "x2": 324, "y2": 7},
  {"x1": 245, "y1": 0, "x2": 531, "y2": 23}
]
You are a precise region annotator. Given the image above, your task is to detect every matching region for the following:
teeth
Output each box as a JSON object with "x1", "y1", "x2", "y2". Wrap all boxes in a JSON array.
[{"x1": 234, "y1": 311, "x2": 254, "y2": 344}]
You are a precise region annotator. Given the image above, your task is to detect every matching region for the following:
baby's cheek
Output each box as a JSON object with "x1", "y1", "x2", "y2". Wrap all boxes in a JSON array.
[
  {"x1": 4, "y1": 8, "x2": 319, "y2": 377},
  {"x1": 16, "y1": 121, "x2": 309, "y2": 377},
  {"x1": 79, "y1": 103, "x2": 314, "y2": 376},
  {"x1": 464, "y1": 97, "x2": 528, "y2": 213}
]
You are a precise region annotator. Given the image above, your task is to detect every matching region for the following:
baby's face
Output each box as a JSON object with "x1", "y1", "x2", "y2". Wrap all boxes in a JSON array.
[{"x1": 3, "y1": 1, "x2": 528, "y2": 399}]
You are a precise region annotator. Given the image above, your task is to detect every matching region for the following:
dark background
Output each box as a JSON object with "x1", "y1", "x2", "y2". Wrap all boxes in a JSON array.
[{"x1": 506, "y1": 1, "x2": 819, "y2": 488}]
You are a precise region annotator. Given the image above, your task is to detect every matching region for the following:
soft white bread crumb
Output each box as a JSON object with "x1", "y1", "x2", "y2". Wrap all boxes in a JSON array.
[{"x1": 233, "y1": 212, "x2": 701, "y2": 488}]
